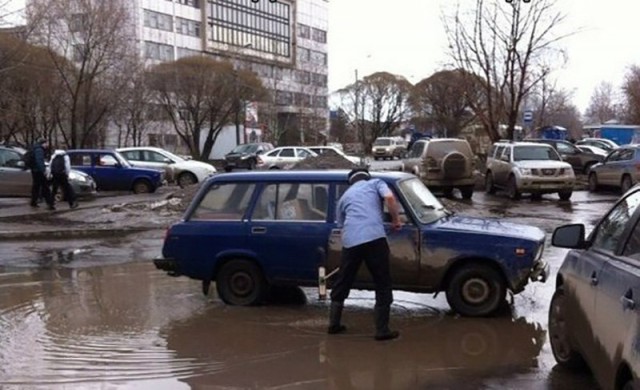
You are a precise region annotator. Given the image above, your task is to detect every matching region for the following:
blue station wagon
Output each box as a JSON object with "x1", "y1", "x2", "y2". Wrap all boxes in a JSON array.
[
  {"x1": 154, "y1": 170, "x2": 549, "y2": 317},
  {"x1": 67, "y1": 149, "x2": 165, "y2": 194}
]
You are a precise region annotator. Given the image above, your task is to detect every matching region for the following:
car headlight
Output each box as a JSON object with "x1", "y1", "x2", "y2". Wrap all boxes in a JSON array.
[
  {"x1": 518, "y1": 168, "x2": 533, "y2": 176},
  {"x1": 68, "y1": 171, "x2": 87, "y2": 182},
  {"x1": 535, "y1": 242, "x2": 544, "y2": 261}
]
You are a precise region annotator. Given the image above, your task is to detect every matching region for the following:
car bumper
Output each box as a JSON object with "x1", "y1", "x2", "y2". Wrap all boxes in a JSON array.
[
  {"x1": 517, "y1": 179, "x2": 574, "y2": 192},
  {"x1": 153, "y1": 257, "x2": 180, "y2": 276},
  {"x1": 422, "y1": 177, "x2": 475, "y2": 187},
  {"x1": 530, "y1": 260, "x2": 549, "y2": 283}
]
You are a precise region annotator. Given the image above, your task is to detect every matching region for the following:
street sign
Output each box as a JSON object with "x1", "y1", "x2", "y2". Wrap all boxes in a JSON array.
[{"x1": 523, "y1": 110, "x2": 533, "y2": 123}]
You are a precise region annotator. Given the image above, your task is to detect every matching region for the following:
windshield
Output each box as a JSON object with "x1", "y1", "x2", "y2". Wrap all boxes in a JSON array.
[
  {"x1": 231, "y1": 144, "x2": 257, "y2": 154},
  {"x1": 113, "y1": 151, "x2": 132, "y2": 167},
  {"x1": 159, "y1": 149, "x2": 186, "y2": 162},
  {"x1": 513, "y1": 146, "x2": 561, "y2": 161},
  {"x1": 374, "y1": 138, "x2": 392, "y2": 146},
  {"x1": 397, "y1": 177, "x2": 449, "y2": 224}
]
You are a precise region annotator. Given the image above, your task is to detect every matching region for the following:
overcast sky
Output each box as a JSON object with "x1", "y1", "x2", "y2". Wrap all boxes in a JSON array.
[{"x1": 328, "y1": 0, "x2": 640, "y2": 114}]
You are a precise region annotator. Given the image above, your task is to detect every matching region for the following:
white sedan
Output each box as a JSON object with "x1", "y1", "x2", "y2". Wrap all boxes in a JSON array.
[
  {"x1": 256, "y1": 146, "x2": 317, "y2": 170},
  {"x1": 308, "y1": 146, "x2": 364, "y2": 166},
  {"x1": 117, "y1": 146, "x2": 216, "y2": 187}
]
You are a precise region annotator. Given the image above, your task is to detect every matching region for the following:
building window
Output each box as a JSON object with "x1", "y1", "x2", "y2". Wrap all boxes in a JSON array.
[
  {"x1": 312, "y1": 95, "x2": 327, "y2": 108},
  {"x1": 69, "y1": 13, "x2": 88, "y2": 33},
  {"x1": 177, "y1": 47, "x2": 202, "y2": 59},
  {"x1": 298, "y1": 23, "x2": 310, "y2": 39},
  {"x1": 177, "y1": 0, "x2": 200, "y2": 8},
  {"x1": 176, "y1": 17, "x2": 201, "y2": 37},
  {"x1": 275, "y1": 90, "x2": 293, "y2": 106},
  {"x1": 297, "y1": 47, "x2": 310, "y2": 63},
  {"x1": 144, "y1": 41, "x2": 174, "y2": 61},
  {"x1": 311, "y1": 27, "x2": 326, "y2": 43},
  {"x1": 295, "y1": 70, "x2": 310, "y2": 84},
  {"x1": 310, "y1": 50, "x2": 327, "y2": 65},
  {"x1": 144, "y1": 9, "x2": 174, "y2": 32},
  {"x1": 294, "y1": 93, "x2": 310, "y2": 107},
  {"x1": 312, "y1": 73, "x2": 327, "y2": 87},
  {"x1": 208, "y1": 0, "x2": 292, "y2": 57}
]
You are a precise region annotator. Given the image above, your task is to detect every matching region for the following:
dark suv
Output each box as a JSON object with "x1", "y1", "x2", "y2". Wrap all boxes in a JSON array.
[
  {"x1": 526, "y1": 139, "x2": 604, "y2": 174},
  {"x1": 224, "y1": 142, "x2": 274, "y2": 171}
]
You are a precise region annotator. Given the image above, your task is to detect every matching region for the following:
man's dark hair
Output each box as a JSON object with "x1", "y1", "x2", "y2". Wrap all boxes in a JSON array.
[{"x1": 347, "y1": 168, "x2": 371, "y2": 184}]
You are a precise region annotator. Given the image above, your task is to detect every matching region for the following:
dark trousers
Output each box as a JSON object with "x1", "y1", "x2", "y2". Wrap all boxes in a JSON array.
[
  {"x1": 51, "y1": 173, "x2": 76, "y2": 206},
  {"x1": 30, "y1": 170, "x2": 53, "y2": 206},
  {"x1": 330, "y1": 237, "x2": 393, "y2": 308}
]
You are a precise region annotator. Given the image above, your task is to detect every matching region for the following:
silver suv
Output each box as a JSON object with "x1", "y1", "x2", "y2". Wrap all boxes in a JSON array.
[{"x1": 485, "y1": 141, "x2": 575, "y2": 200}]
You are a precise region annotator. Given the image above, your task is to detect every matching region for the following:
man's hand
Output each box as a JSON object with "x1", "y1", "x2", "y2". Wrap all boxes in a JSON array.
[{"x1": 391, "y1": 220, "x2": 403, "y2": 231}]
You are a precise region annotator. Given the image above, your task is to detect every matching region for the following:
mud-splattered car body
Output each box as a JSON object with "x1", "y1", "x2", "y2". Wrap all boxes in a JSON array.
[
  {"x1": 549, "y1": 185, "x2": 640, "y2": 390},
  {"x1": 155, "y1": 170, "x2": 548, "y2": 317}
]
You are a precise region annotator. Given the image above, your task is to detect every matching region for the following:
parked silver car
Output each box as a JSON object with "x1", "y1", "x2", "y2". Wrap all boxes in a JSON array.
[
  {"x1": 117, "y1": 146, "x2": 216, "y2": 187},
  {"x1": 256, "y1": 146, "x2": 317, "y2": 170},
  {"x1": 0, "y1": 146, "x2": 96, "y2": 201},
  {"x1": 485, "y1": 141, "x2": 575, "y2": 200},
  {"x1": 588, "y1": 145, "x2": 640, "y2": 193}
]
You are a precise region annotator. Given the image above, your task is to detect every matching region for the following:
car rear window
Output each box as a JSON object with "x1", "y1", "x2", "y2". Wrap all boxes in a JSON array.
[
  {"x1": 252, "y1": 183, "x2": 328, "y2": 221},
  {"x1": 374, "y1": 138, "x2": 392, "y2": 146}
]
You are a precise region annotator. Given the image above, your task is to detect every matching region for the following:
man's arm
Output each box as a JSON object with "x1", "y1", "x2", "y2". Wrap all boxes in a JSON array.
[{"x1": 383, "y1": 193, "x2": 402, "y2": 231}]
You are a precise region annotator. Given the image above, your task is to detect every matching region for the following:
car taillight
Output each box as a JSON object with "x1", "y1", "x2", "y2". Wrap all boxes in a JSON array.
[
  {"x1": 164, "y1": 226, "x2": 172, "y2": 242},
  {"x1": 426, "y1": 157, "x2": 437, "y2": 168}
]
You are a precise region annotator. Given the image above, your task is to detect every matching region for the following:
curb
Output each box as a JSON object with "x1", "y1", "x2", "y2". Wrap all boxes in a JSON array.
[{"x1": 0, "y1": 227, "x2": 159, "y2": 241}]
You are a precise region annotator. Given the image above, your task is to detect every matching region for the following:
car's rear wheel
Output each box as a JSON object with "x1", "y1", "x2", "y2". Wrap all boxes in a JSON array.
[
  {"x1": 588, "y1": 172, "x2": 599, "y2": 192},
  {"x1": 177, "y1": 172, "x2": 197, "y2": 188},
  {"x1": 132, "y1": 179, "x2": 152, "y2": 194},
  {"x1": 507, "y1": 176, "x2": 521, "y2": 200},
  {"x1": 445, "y1": 264, "x2": 506, "y2": 317},
  {"x1": 621, "y1": 174, "x2": 633, "y2": 193},
  {"x1": 485, "y1": 172, "x2": 496, "y2": 194},
  {"x1": 442, "y1": 187, "x2": 454, "y2": 198},
  {"x1": 548, "y1": 289, "x2": 586, "y2": 369},
  {"x1": 216, "y1": 259, "x2": 267, "y2": 306},
  {"x1": 558, "y1": 191, "x2": 572, "y2": 201},
  {"x1": 224, "y1": 166, "x2": 233, "y2": 172}
]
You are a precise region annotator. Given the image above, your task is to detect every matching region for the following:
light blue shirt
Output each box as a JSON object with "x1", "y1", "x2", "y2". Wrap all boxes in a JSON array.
[{"x1": 337, "y1": 178, "x2": 392, "y2": 248}]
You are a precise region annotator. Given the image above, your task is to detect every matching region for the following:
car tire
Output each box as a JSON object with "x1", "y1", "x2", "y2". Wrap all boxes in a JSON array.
[
  {"x1": 224, "y1": 166, "x2": 233, "y2": 173},
  {"x1": 248, "y1": 159, "x2": 256, "y2": 170},
  {"x1": 442, "y1": 187, "x2": 454, "y2": 198},
  {"x1": 558, "y1": 191, "x2": 572, "y2": 201},
  {"x1": 507, "y1": 176, "x2": 521, "y2": 200},
  {"x1": 460, "y1": 186, "x2": 474, "y2": 200},
  {"x1": 445, "y1": 263, "x2": 506, "y2": 317},
  {"x1": 53, "y1": 188, "x2": 65, "y2": 203},
  {"x1": 132, "y1": 179, "x2": 152, "y2": 194},
  {"x1": 485, "y1": 172, "x2": 496, "y2": 194},
  {"x1": 548, "y1": 289, "x2": 586, "y2": 370},
  {"x1": 216, "y1": 259, "x2": 267, "y2": 306},
  {"x1": 588, "y1": 172, "x2": 599, "y2": 192},
  {"x1": 621, "y1": 175, "x2": 633, "y2": 193},
  {"x1": 177, "y1": 172, "x2": 197, "y2": 188}
]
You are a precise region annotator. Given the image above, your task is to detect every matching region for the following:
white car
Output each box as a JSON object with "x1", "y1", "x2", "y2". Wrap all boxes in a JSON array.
[
  {"x1": 117, "y1": 146, "x2": 216, "y2": 187},
  {"x1": 256, "y1": 146, "x2": 317, "y2": 170},
  {"x1": 576, "y1": 144, "x2": 608, "y2": 158},
  {"x1": 308, "y1": 146, "x2": 362, "y2": 165}
]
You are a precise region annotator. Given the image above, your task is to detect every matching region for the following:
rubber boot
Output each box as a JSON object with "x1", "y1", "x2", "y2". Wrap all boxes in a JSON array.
[
  {"x1": 374, "y1": 305, "x2": 399, "y2": 341},
  {"x1": 327, "y1": 301, "x2": 347, "y2": 334}
]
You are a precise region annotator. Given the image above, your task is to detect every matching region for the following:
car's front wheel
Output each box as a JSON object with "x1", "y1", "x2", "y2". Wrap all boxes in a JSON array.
[
  {"x1": 558, "y1": 190, "x2": 572, "y2": 201},
  {"x1": 460, "y1": 186, "x2": 474, "y2": 200},
  {"x1": 507, "y1": 176, "x2": 521, "y2": 200},
  {"x1": 177, "y1": 172, "x2": 197, "y2": 188},
  {"x1": 446, "y1": 264, "x2": 506, "y2": 317},
  {"x1": 621, "y1": 174, "x2": 633, "y2": 193},
  {"x1": 216, "y1": 259, "x2": 267, "y2": 306},
  {"x1": 548, "y1": 289, "x2": 586, "y2": 369},
  {"x1": 132, "y1": 179, "x2": 152, "y2": 194},
  {"x1": 485, "y1": 172, "x2": 496, "y2": 194}
]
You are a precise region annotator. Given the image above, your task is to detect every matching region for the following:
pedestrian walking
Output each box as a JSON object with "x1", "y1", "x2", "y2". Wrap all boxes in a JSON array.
[
  {"x1": 29, "y1": 137, "x2": 55, "y2": 210},
  {"x1": 49, "y1": 149, "x2": 78, "y2": 209},
  {"x1": 328, "y1": 168, "x2": 403, "y2": 341}
]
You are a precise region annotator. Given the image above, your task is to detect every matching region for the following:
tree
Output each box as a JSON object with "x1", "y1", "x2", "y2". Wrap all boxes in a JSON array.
[
  {"x1": 410, "y1": 69, "x2": 477, "y2": 138},
  {"x1": 336, "y1": 71, "x2": 412, "y2": 151},
  {"x1": 621, "y1": 66, "x2": 640, "y2": 124},
  {"x1": 445, "y1": 0, "x2": 569, "y2": 141},
  {"x1": 584, "y1": 81, "x2": 621, "y2": 124},
  {"x1": 529, "y1": 81, "x2": 582, "y2": 139},
  {"x1": 28, "y1": 0, "x2": 137, "y2": 148},
  {"x1": 147, "y1": 56, "x2": 266, "y2": 160}
]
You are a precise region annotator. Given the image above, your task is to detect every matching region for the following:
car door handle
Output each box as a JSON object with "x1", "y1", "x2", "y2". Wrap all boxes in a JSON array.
[
  {"x1": 590, "y1": 271, "x2": 598, "y2": 286},
  {"x1": 621, "y1": 289, "x2": 636, "y2": 310},
  {"x1": 251, "y1": 227, "x2": 267, "y2": 234}
]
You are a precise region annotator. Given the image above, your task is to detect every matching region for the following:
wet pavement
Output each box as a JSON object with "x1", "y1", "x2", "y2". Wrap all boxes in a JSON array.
[{"x1": 0, "y1": 188, "x2": 622, "y2": 389}]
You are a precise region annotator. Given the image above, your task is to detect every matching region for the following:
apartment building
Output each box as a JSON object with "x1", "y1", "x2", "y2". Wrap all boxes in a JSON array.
[{"x1": 138, "y1": 0, "x2": 329, "y2": 152}]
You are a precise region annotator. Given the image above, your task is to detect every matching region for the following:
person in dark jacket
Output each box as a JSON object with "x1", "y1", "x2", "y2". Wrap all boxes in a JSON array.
[
  {"x1": 49, "y1": 149, "x2": 78, "y2": 209},
  {"x1": 30, "y1": 137, "x2": 55, "y2": 210},
  {"x1": 327, "y1": 168, "x2": 402, "y2": 341}
]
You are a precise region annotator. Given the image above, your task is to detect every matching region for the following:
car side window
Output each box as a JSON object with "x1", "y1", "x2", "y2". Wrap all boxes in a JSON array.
[
  {"x1": 620, "y1": 149, "x2": 634, "y2": 161},
  {"x1": 146, "y1": 151, "x2": 167, "y2": 163},
  {"x1": 252, "y1": 183, "x2": 327, "y2": 221},
  {"x1": 0, "y1": 149, "x2": 21, "y2": 167},
  {"x1": 607, "y1": 150, "x2": 621, "y2": 162},
  {"x1": 99, "y1": 154, "x2": 118, "y2": 166},
  {"x1": 296, "y1": 149, "x2": 312, "y2": 158},
  {"x1": 280, "y1": 148, "x2": 294, "y2": 157},
  {"x1": 623, "y1": 219, "x2": 640, "y2": 260},
  {"x1": 503, "y1": 147, "x2": 512, "y2": 161},
  {"x1": 190, "y1": 183, "x2": 255, "y2": 221},
  {"x1": 409, "y1": 142, "x2": 425, "y2": 158},
  {"x1": 70, "y1": 154, "x2": 92, "y2": 166},
  {"x1": 494, "y1": 146, "x2": 505, "y2": 159},
  {"x1": 592, "y1": 191, "x2": 640, "y2": 253}
]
